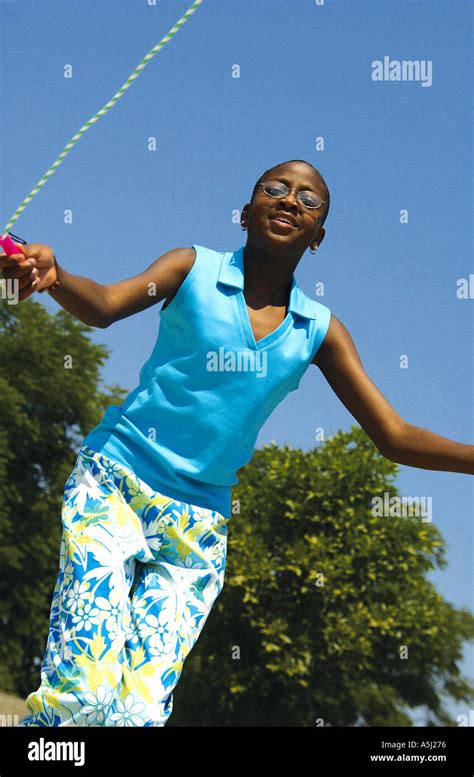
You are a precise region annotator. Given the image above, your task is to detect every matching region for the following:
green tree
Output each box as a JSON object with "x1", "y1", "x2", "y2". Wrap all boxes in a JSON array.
[
  {"x1": 170, "y1": 427, "x2": 474, "y2": 726},
  {"x1": 0, "y1": 300, "x2": 126, "y2": 696}
]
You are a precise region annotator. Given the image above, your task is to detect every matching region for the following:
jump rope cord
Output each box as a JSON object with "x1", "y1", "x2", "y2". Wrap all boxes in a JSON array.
[{"x1": 2, "y1": 0, "x2": 203, "y2": 236}]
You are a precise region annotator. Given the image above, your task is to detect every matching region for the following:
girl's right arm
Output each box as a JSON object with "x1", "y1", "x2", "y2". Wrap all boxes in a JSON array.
[{"x1": 0, "y1": 243, "x2": 196, "y2": 328}]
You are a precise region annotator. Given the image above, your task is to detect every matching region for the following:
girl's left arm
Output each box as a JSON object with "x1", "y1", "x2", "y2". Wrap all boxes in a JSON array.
[{"x1": 312, "y1": 315, "x2": 474, "y2": 475}]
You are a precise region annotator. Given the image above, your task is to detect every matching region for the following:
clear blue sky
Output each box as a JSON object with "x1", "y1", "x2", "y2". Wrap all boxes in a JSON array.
[{"x1": 1, "y1": 0, "x2": 472, "y2": 723}]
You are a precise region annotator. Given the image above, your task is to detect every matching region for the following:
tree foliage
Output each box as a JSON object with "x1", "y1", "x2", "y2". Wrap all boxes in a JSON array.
[
  {"x1": 0, "y1": 300, "x2": 126, "y2": 695},
  {"x1": 170, "y1": 428, "x2": 474, "y2": 726}
]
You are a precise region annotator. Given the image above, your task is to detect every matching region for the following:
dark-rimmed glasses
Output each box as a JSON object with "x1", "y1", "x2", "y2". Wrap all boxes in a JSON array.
[{"x1": 259, "y1": 180, "x2": 325, "y2": 209}]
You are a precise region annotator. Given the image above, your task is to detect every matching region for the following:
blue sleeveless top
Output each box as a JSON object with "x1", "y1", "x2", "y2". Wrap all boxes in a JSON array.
[{"x1": 82, "y1": 244, "x2": 331, "y2": 518}]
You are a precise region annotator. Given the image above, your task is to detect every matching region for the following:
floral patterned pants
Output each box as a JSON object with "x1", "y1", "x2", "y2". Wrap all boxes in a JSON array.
[{"x1": 18, "y1": 445, "x2": 229, "y2": 727}]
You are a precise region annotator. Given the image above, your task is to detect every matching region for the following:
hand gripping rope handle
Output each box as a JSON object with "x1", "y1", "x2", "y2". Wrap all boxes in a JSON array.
[
  {"x1": 0, "y1": 0, "x2": 203, "y2": 257},
  {"x1": 0, "y1": 233, "x2": 26, "y2": 256}
]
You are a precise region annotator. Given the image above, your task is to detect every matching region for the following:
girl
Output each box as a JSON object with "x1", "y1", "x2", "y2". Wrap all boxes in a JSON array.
[{"x1": 2, "y1": 159, "x2": 472, "y2": 727}]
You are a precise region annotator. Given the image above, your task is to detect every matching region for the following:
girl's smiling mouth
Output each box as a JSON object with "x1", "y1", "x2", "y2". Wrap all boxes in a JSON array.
[{"x1": 268, "y1": 216, "x2": 298, "y2": 231}]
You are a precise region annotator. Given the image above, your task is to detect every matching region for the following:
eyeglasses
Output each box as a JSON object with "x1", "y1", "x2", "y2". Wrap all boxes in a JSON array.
[{"x1": 259, "y1": 180, "x2": 325, "y2": 209}]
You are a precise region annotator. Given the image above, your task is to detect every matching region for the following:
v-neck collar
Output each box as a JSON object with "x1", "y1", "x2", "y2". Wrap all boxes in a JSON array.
[
  {"x1": 235, "y1": 284, "x2": 294, "y2": 350},
  {"x1": 217, "y1": 245, "x2": 318, "y2": 352}
]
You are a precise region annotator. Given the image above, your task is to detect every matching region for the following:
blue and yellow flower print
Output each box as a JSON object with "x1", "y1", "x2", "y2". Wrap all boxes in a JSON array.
[{"x1": 18, "y1": 445, "x2": 229, "y2": 727}]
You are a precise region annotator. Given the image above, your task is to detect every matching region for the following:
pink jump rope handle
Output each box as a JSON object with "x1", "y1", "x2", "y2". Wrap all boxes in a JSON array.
[
  {"x1": 1, "y1": 234, "x2": 59, "y2": 293},
  {"x1": 0, "y1": 234, "x2": 24, "y2": 256}
]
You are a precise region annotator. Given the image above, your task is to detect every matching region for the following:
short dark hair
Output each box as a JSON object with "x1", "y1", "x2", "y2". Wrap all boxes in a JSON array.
[{"x1": 250, "y1": 158, "x2": 330, "y2": 227}]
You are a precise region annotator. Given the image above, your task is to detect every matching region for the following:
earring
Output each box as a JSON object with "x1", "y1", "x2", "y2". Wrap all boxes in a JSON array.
[
  {"x1": 310, "y1": 244, "x2": 318, "y2": 253},
  {"x1": 241, "y1": 223, "x2": 247, "y2": 230}
]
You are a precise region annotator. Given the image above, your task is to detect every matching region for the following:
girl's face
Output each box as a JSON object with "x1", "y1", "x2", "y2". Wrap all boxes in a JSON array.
[{"x1": 242, "y1": 162, "x2": 327, "y2": 252}]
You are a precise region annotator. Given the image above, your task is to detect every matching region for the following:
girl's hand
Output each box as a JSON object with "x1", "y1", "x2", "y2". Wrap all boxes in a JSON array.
[{"x1": 0, "y1": 243, "x2": 58, "y2": 301}]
